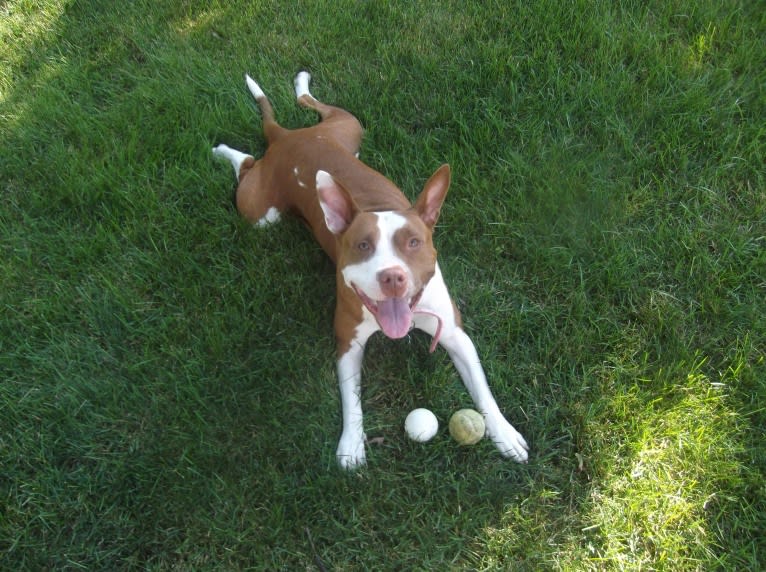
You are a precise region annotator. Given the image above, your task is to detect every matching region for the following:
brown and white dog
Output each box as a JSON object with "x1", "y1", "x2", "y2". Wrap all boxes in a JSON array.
[{"x1": 213, "y1": 72, "x2": 528, "y2": 469}]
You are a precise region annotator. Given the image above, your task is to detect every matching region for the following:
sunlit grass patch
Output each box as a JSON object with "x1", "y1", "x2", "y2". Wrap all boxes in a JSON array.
[
  {"x1": 0, "y1": 0, "x2": 67, "y2": 92},
  {"x1": 475, "y1": 356, "x2": 757, "y2": 571},
  {"x1": 585, "y1": 359, "x2": 743, "y2": 568}
]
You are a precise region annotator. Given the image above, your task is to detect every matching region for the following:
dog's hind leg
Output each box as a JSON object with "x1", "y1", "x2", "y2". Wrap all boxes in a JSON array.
[
  {"x1": 294, "y1": 71, "x2": 363, "y2": 156},
  {"x1": 212, "y1": 144, "x2": 254, "y2": 182},
  {"x1": 246, "y1": 74, "x2": 287, "y2": 144},
  {"x1": 212, "y1": 76, "x2": 287, "y2": 227},
  {"x1": 212, "y1": 143, "x2": 281, "y2": 227}
]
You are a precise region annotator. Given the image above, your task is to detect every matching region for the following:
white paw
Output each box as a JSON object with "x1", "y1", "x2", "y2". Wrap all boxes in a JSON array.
[
  {"x1": 485, "y1": 416, "x2": 529, "y2": 463},
  {"x1": 336, "y1": 431, "x2": 366, "y2": 470},
  {"x1": 294, "y1": 71, "x2": 312, "y2": 99},
  {"x1": 245, "y1": 74, "x2": 265, "y2": 100}
]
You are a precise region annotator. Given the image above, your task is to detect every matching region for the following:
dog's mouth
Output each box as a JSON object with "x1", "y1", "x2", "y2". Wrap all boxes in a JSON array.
[
  {"x1": 353, "y1": 284, "x2": 420, "y2": 339},
  {"x1": 352, "y1": 285, "x2": 442, "y2": 352}
]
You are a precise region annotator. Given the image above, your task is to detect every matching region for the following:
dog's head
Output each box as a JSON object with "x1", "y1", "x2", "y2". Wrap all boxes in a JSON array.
[{"x1": 317, "y1": 165, "x2": 450, "y2": 339}]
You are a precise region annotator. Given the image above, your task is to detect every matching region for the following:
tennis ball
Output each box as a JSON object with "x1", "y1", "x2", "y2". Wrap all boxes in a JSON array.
[
  {"x1": 449, "y1": 409, "x2": 485, "y2": 445},
  {"x1": 404, "y1": 408, "x2": 439, "y2": 442}
]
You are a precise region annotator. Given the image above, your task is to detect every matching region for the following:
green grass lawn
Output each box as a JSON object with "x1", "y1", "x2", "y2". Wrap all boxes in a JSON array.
[{"x1": 2, "y1": 0, "x2": 764, "y2": 569}]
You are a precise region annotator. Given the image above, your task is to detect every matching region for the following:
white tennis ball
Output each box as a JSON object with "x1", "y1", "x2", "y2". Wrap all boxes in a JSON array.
[
  {"x1": 449, "y1": 408, "x2": 485, "y2": 445},
  {"x1": 404, "y1": 408, "x2": 439, "y2": 442}
]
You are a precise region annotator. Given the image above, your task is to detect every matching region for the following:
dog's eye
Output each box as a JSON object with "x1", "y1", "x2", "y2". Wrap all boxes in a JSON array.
[
  {"x1": 357, "y1": 240, "x2": 371, "y2": 251},
  {"x1": 408, "y1": 237, "x2": 421, "y2": 249}
]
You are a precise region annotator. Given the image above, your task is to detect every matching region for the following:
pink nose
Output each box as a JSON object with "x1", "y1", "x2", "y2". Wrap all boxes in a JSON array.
[{"x1": 378, "y1": 266, "x2": 408, "y2": 298}]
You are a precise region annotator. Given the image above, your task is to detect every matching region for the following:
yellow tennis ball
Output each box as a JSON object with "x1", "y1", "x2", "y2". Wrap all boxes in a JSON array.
[{"x1": 449, "y1": 409, "x2": 485, "y2": 445}]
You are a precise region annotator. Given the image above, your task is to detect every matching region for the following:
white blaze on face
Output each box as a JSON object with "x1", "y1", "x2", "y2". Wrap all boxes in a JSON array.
[{"x1": 341, "y1": 211, "x2": 422, "y2": 339}]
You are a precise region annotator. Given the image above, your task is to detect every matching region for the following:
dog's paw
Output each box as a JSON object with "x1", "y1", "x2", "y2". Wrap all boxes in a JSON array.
[
  {"x1": 486, "y1": 416, "x2": 529, "y2": 463},
  {"x1": 294, "y1": 70, "x2": 312, "y2": 99},
  {"x1": 336, "y1": 432, "x2": 366, "y2": 470}
]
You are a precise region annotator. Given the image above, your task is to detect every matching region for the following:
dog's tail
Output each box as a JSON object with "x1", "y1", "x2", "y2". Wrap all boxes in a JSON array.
[{"x1": 246, "y1": 74, "x2": 284, "y2": 143}]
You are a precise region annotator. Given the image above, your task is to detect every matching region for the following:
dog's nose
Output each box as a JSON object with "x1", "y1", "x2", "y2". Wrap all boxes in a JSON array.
[{"x1": 378, "y1": 266, "x2": 408, "y2": 298}]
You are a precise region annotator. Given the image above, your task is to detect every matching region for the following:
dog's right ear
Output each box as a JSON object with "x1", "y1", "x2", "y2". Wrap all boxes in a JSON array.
[{"x1": 317, "y1": 170, "x2": 357, "y2": 234}]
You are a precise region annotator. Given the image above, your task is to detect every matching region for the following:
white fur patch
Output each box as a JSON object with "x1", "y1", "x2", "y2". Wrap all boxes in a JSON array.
[
  {"x1": 412, "y1": 263, "x2": 456, "y2": 334},
  {"x1": 256, "y1": 207, "x2": 281, "y2": 227},
  {"x1": 293, "y1": 166, "x2": 308, "y2": 188}
]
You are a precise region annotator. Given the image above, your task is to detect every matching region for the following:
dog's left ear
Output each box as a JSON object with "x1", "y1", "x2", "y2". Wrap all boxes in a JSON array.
[
  {"x1": 414, "y1": 164, "x2": 451, "y2": 228},
  {"x1": 317, "y1": 170, "x2": 358, "y2": 234}
]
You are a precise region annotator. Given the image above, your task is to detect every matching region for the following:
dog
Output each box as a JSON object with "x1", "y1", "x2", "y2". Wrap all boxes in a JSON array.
[{"x1": 213, "y1": 72, "x2": 528, "y2": 469}]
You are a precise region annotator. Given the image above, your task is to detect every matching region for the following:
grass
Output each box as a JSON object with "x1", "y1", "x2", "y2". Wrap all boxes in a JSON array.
[{"x1": 1, "y1": 0, "x2": 764, "y2": 569}]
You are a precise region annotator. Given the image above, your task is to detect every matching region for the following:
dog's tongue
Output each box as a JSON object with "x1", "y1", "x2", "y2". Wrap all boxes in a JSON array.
[{"x1": 376, "y1": 297, "x2": 413, "y2": 339}]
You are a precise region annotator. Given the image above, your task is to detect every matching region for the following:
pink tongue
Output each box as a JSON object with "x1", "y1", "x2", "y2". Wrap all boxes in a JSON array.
[{"x1": 376, "y1": 297, "x2": 413, "y2": 339}]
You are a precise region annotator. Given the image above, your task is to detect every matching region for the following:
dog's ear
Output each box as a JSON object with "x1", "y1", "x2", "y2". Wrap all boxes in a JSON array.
[
  {"x1": 414, "y1": 164, "x2": 451, "y2": 228},
  {"x1": 317, "y1": 170, "x2": 358, "y2": 234}
]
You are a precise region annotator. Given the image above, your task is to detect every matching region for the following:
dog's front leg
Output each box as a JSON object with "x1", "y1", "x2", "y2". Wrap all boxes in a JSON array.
[
  {"x1": 335, "y1": 342, "x2": 367, "y2": 469},
  {"x1": 439, "y1": 328, "x2": 529, "y2": 463}
]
